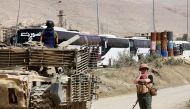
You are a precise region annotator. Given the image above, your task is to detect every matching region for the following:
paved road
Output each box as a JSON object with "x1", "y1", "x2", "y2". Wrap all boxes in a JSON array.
[{"x1": 91, "y1": 85, "x2": 190, "y2": 109}]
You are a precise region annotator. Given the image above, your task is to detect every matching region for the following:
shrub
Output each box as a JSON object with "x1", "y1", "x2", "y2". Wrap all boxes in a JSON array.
[
  {"x1": 112, "y1": 51, "x2": 137, "y2": 68},
  {"x1": 139, "y1": 54, "x2": 161, "y2": 63},
  {"x1": 163, "y1": 57, "x2": 184, "y2": 65},
  {"x1": 112, "y1": 50, "x2": 184, "y2": 68},
  {"x1": 138, "y1": 54, "x2": 163, "y2": 68}
]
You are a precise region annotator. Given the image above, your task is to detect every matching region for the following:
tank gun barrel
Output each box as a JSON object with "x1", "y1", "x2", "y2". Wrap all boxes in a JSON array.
[{"x1": 58, "y1": 35, "x2": 80, "y2": 48}]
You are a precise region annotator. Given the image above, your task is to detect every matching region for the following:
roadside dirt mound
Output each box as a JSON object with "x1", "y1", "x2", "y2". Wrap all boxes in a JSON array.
[{"x1": 94, "y1": 64, "x2": 190, "y2": 98}]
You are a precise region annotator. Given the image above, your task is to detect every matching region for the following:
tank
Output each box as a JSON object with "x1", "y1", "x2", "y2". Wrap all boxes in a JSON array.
[{"x1": 0, "y1": 38, "x2": 99, "y2": 109}]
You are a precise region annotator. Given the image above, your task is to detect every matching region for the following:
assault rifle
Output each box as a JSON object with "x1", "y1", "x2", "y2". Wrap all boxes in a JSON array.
[{"x1": 132, "y1": 99, "x2": 138, "y2": 109}]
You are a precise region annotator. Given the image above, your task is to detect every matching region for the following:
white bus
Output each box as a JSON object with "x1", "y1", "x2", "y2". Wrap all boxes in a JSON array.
[
  {"x1": 173, "y1": 41, "x2": 190, "y2": 60},
  {"x1": 97, "y1": 35, "x2": 150, "y2": 67},
  {"x1": 98, "y1": 35, "x2": 130, "y2": 67}
]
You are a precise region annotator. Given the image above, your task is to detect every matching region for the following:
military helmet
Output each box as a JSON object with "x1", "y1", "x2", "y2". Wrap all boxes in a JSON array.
[{"x1": 46, "y1": 20, "x2": 54, "y2": 28}]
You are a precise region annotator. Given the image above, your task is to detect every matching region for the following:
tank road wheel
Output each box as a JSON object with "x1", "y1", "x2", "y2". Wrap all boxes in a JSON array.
[{"x1": 30, "y1": 85, "x2": 55, "y2": 109}]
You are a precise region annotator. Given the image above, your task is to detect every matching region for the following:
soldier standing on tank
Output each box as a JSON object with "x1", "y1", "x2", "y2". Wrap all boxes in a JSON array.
[
  {"x1": 38, "y1": 20, "x2": 59, "y2": 75},
  {"x1": 40, "y1": 20, "x2": 59, "y2": 48}
]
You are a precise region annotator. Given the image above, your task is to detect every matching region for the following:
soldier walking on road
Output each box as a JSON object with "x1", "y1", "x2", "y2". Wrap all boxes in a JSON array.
[{"x1": 134, "y1": 64, "x2": 153, "y2": 109}]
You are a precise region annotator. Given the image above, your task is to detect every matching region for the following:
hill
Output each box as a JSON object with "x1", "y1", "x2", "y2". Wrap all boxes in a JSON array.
[{"x1": 0, "y1": 0, "x2": 189, "y2": 37}]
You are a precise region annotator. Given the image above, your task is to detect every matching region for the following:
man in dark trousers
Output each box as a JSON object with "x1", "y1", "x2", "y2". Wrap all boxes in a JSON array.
[
  {"x1": 40, "y1": 20, "x2": 58, "y2": 48},
  {"x1": 134, "y1": 64, "x2": 153, "y2": 109}
]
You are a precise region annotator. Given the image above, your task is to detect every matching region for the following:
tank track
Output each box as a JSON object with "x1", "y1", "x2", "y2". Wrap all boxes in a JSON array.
[{"x1": 30, "y1": 85, "x2": 55, "y2": 109}]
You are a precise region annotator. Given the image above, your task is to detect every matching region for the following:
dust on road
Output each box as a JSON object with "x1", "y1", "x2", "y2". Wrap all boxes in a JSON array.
[{"x1": 92, "y1": 85, "x2": 190, "y2": 109}]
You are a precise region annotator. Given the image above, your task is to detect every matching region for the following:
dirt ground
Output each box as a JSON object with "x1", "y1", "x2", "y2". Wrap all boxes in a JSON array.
[{"x1": 91, "y1": 85, "x2": 190, "y2": 109}]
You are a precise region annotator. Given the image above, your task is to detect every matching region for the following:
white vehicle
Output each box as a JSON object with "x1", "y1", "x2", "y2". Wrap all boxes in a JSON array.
[
  {"x1": 181, "y1": 50, "x2": 190, "y2": 59},
  {"x1": 98, "y1": 47, "x2": 130, "y2": 67},
  {"x1": 97, "y1": 35, "x2": 150, "y2": 67},
  {"x1": 173, "y1": 41, "x2": 189, "y2": 46},
  {"x1": 173, "y1": 41, "x2": 190, "y2": 60},
  {"x1": 97, "y1": 35, "x2": 130, "y2": 67},
  {"x1": 174, "y1": 41, "x2": 190, "y2": 59},
  {"x1": 129, "y1": 38, "x2": 150, "y2": 62},
  {"x1": 15, "y1": 26, "x2": 80, "y2": 44}
]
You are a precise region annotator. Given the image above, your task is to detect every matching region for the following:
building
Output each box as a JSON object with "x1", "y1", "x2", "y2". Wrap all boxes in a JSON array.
[
  {"x1": 0, "y1": 26, "x2": 16, "y2": 44},
  {"x1": 0, "y1": 27, "x2": 7, "y2": 42}
]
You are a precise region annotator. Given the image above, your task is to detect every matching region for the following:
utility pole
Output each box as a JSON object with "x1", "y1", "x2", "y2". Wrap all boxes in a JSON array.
[
  {"x1": 153, "y1": 0, "x2": 156, "y2": 32},
  {"x1": 187, "y1": 0, "x2": 189, "y2": 40},
  {"x1": 58, "y1": 10, "x2": 65, "y2": 27},
  {"x1": 15, "y1": 0, "x2": 21, "y2": 45},
  {"x1": 16, "y1": 0, "x2": 21, "y2": 30},
  {"x1": 96, "y1": 0, "x2": 100, "y2": 34},
  {"x1": 57, "y1": 1, "x2": 65, "y2": 27}
]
